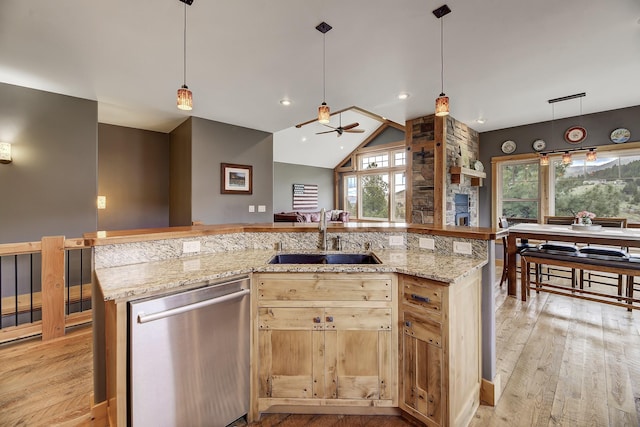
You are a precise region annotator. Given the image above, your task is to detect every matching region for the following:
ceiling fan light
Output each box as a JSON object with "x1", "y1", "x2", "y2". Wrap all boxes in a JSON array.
[
  {"x1": 435, "y1": 93, "x2": 449, "y2": 116},
  {"x1": 177, "y1": 85, "x2": 193, "y2": 111},
  {"x1": 318, "y1": 102, "x2": 330, "y2": 124}
]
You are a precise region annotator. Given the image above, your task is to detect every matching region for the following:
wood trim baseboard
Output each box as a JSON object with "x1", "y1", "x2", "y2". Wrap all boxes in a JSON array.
[{"x1": 480, "y1": 375, "x2": 501, "y2": 406}]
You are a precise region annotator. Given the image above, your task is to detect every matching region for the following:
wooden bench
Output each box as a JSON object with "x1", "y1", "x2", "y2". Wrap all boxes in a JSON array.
[{"x1": 519, "y1": 247, "x2": 639, "y2": 311}]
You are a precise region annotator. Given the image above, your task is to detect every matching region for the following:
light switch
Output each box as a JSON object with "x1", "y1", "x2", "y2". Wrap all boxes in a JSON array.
[
  {"x1": 249, "y1": 205, "x2": 255, "y2": 212},
  {"x1": 258, "y1": 205, "x2": 266, "y2": 212}
]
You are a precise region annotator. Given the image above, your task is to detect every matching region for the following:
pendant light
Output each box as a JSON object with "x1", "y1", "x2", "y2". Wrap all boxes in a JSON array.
[
  {"x1": 433, "y1": 5, "x2": 451, "y2": 117},
  {"x1": 586, "y1": 148, "x2": 597, "y2": 162},
  {"x1": 562, "y1": 151, "x2": 572, "y2": 165},
  {"x1": 316, "y1": 22, "x2": 332, "y2": 124},
  {"x1": 177, "y1": 0, "x2": 193, "y2": 111},
  {"x1": 539, "y1": 153, "x2": 549, "y2": 166}
]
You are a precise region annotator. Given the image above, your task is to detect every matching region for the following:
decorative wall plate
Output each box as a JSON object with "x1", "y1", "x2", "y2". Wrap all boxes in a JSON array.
[
  {"x1": 532, "y1": 139, "x2": 546, "y2": 152},
  {"x1": 473, "y1": 160, "x2": 484, "y2": 172},
  {"x1": 564, "y1": 126, "x2": 587, "y2": 144},
  {"x1": 610, "y1": 128, "x2": 631, "y2": 143},
  {"x1": 501, "y1": 140, "x2": 516, "y2": 154}
]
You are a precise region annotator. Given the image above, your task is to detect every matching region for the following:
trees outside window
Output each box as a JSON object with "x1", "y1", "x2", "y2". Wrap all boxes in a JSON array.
[
  {"x1": 341, "y1": 148, "x2": 406, "y2": 222},
  {"x1": 496, "y1": 149, "x2": 640, "y2": 224}
]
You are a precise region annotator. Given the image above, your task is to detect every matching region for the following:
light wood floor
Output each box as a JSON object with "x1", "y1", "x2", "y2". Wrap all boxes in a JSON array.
[{"x1": 1, "y1": 277, "x2": 639, "y2": 426}]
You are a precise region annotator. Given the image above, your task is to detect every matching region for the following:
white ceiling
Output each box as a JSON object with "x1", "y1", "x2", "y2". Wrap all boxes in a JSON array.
[{"x1": 1, "y1": 1, "x2": 639, "y2": 168}]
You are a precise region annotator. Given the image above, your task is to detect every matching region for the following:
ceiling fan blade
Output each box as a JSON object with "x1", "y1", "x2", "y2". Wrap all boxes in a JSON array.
[
  {"x1": 316, "y1": 130, "x2": 336, "y2": 135},
  {"x1": 344, "y1": 129, "x2": 365, "y2": 133},
  {"x1": 341, "y1": 122, "x2": 360, "y2": 130},
  {"x1": 322, "y1": 124, "x2": 337, "y2": 130}
]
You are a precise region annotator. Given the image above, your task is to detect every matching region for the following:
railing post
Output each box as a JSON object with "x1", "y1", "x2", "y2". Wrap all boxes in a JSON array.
[{"x1": 41, "y1": 236, "x2": 65, "y2": 340}]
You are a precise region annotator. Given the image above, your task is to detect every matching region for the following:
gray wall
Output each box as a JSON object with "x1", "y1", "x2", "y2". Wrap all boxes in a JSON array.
[
  {"x1": 98, "y1": 124, "x2": 170, "y2": 231},
  {"x1": 478, "y1": 105, "x2": 640, "y2": 227},
  {"x1": 0, "y1": 83, "x2": 97, "y2": 244},
  {"x1": 170, "y1": 118, "x2": 192, "y2": 226},
  {"x1": 191, "y1": 117, "x2": 273, "y2": 224},
  {"x1": 273, "y1": 162, "x2": 335, "y2": 213}
]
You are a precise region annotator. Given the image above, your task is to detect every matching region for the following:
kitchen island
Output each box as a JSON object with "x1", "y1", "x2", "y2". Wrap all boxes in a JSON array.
[{"x1": 89, "y1": 223, "x2": 500, "y2": 426}]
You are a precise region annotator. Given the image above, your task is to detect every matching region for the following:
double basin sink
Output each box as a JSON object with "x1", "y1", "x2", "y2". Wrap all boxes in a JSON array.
[{"x1": 269, "y1": 252, "x2": 381, "y2": 265}]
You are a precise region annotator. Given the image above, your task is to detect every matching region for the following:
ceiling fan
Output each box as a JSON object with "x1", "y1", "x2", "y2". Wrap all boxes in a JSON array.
[{"x1": 315, "y1": 113, "x2": 365, "y2": 137}]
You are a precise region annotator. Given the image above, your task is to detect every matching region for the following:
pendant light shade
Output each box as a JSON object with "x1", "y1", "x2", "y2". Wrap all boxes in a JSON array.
[
  {"x1": 539, "y1": 153, "x2": 549, "y2": 166},
  {"x1": 318, "y1": 102, "x2": 330, "y2": 124},
  {"x1": 177, "y1": 1, "x2": 193, "y2": 111},
  {"x1": 177, "y1": 85, "x2": 193, "y2": 110},
  {"x1": 586, "y1": 148, "x2": 597, "y2": 162},
  {"x1": 435, "y1": 94, "x2": 449, "y2": 117},
  {"x1": 316, "y1": 22, "x2": 332, "y2": 124},
  {"x1": 433, "y1": 5, "x2": 451, "y2": 116},
  {"x1": 562, "y1": 151, "x2": 572, "y2": 165}
]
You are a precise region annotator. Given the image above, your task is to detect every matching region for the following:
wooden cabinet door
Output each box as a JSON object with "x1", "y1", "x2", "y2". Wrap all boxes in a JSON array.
[
  {"x1": 324, "y1": 307, "x2": 393, "y2": 400},
  {"x1": 258, "y1": 307, "x2": 324, "y2": 399},
  {"x1": 401, "y1": 311, "x2": 443, "y2": 426}
]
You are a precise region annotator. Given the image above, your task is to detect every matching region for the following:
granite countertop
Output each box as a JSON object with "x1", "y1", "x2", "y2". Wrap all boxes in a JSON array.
[{"x1": 95, "y1": 249, "x2": 487, "y2": 302}]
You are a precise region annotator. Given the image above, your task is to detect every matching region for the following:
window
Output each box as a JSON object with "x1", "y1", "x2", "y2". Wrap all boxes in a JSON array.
[
  {"x1": 342, "y1": 148, "x2": 406, "y2": 222},
  {"x1": 497, "y1": 160, "x2": 540, "y2": 221},
  {"x1": 551, "y1": 151, "x2": 640, "y2": 222},
  {"x1": 495, "y1": 146, "x2": 640, "y2": 225}
]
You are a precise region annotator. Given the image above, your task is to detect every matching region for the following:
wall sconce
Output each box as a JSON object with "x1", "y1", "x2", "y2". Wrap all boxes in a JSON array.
[
  {"x1": 97, "y1": 196, "x2": 107, "y2": 210},
  {"x1": 0, "y1": 142, "x2": 12, "y2": 164}
]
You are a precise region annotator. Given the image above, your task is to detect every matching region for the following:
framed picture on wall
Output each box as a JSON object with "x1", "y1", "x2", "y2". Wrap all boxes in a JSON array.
[{"x1": 221, "y1": 163, "x2": 252, "y2": 194}]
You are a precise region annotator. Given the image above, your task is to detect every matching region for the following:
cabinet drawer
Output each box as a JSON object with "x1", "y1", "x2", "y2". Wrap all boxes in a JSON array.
[
  {"x1": 258, "y1": 307, "x2": 324, "y2": 330},
  {"x1": 324, "y1": 307, "x2": 392, "y2": 330},
  {"x1": 401, "y1": 279, "x2": 443, "y2": 321},
  {"x1": 403, "y1": 311, "x2": 442, "y2": 348},
  {"x1": 257, "y1": 273, "x2": 392, "y2": 302}
]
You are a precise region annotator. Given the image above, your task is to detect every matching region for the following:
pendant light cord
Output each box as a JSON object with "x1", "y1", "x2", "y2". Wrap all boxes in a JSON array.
[
  {"x1": 440, "y1": 17, "x2": 444, "y2": 94},
  {"x1": 322, "y1": 33, "x2": 326, "y2": 103},
  {"x1": 183, "y1": 2, "x2": 187, "y2": 86}
]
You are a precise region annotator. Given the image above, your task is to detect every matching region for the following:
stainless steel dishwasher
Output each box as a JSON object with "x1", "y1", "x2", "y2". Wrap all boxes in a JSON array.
[{"x1": 128, "y1": 276, "x2": 250, "y2": 427}]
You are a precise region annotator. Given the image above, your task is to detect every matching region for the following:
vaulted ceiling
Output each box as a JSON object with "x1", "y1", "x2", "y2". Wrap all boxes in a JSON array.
[{"x1": 1, "y1": 1, "x2": 639, "y2": 168}]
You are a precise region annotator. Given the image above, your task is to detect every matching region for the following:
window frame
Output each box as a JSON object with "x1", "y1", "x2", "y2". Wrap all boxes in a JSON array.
[{"x1": 342, "y1": 146, "x2": 407, "y2": 222}]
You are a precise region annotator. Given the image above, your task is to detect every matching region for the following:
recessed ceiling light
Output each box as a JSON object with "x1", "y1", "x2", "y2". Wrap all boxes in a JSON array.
[
  {"x1": 301, "y1": 137, "x2": 307, "y2": 142},
  {"x1": 475, "y1": 118, "x2": 486, "y2": 124},
  {"x1": 280, "y1": 99, "x2": 292, "y2": 106},
  {"x1": 398, "y1": 92, "x2": 410, "y2": 100}
]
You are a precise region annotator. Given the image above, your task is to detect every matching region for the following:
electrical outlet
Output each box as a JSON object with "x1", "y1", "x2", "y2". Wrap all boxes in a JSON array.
[
  {"x1": 389, "y1": 235, "x2": 404, "y2": 246},
  {"x1": 453, "y1": 241, "x2": 473, "y2": 255},
  {"x1": 248, "y1": 205, "x2": 255, "y2": 212},
  {"x1": 182, "y1": 240, "x2": 201, "y2": 253},
  {"x1": 258, "y1": 205, "x2": 266, "y2": 212},
  {"x1": 419, "y1": 237, "x2": 435, "y2": 250}
]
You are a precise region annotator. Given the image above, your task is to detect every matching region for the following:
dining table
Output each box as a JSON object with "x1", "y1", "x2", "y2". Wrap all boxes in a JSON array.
[{"x1": 506, "y1": 222, "x2": 640, "y2": 298}]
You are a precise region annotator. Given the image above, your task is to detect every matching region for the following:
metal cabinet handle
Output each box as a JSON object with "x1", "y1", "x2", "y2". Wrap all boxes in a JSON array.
[
  {"x1": 313, "y1": 317, "x2": 322, "y2": 323},
  {"x1": 137, "y1": 288, "x2": 250, "y2": 324},
  {"x1": 411, "y1": 293, "x2": 430, "y2": 304},
  {"x1": 326, "y1": 316, "x2": 334, "y2": 322}
]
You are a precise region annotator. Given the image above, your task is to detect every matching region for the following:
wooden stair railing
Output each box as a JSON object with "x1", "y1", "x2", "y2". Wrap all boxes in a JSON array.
[{"x1": 0, "y1": 236, "x2": 91, "y2": 343}]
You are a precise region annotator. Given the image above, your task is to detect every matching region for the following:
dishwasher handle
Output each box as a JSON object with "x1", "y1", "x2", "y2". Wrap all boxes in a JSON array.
[{"x1": 137, "y1": 288, "x2": 250, "y2": 324}]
